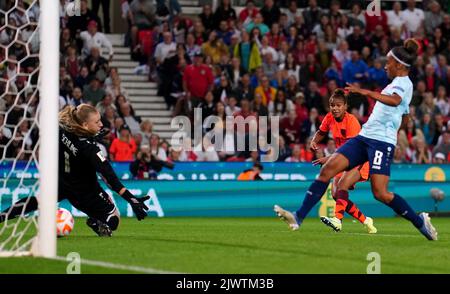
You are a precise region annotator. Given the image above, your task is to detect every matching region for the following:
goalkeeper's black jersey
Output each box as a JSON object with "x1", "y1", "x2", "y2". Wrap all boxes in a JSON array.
[{"x1": 59, "y1": 127, "x2": 124, "y2": 195}]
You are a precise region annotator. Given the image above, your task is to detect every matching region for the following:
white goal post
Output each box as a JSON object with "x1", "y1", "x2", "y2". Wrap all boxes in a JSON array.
[{"x1": 33, "y1": 0, "x2": 60, "y2": 258}]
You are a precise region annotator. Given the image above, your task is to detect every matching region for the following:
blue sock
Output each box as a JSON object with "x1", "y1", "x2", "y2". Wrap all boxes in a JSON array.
[
  {"x1": 295, "y1": 180, "x2": 329, "y2": 224},
  {"x1": 387, "y1": 194, "x2": 424, "y2": 229}
]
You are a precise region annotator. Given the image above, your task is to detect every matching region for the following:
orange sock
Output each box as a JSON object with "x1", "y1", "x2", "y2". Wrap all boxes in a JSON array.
[
  {"x1": 346, "y1": 200, "x2": 367, "y2": 224},
  {"x1": 334, "y1": 190, "x2": 349, "y2": 221}
]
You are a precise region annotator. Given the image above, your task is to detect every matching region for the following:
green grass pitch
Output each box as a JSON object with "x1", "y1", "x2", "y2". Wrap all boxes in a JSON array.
[{"x1": 0, "y1": 217, "x2": 449, "y2": 274}]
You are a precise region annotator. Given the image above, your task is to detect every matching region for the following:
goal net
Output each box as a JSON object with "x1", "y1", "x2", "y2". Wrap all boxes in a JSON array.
[{"x1": 0, "y1": 0, "x2": 58, "y2": 257}]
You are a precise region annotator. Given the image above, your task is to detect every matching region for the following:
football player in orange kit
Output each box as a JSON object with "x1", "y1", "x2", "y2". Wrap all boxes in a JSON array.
[{"x1": 310, "y1": 89, "x2": 377, "y2": 233}]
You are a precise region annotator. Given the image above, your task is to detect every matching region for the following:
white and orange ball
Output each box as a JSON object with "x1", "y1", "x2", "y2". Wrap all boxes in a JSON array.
[{"x1": 56, "y1": 208, "x2": 74, "y2": 237}]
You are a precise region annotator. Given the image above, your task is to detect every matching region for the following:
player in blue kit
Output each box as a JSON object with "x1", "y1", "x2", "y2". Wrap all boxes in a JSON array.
[{"x1": 274, "y1": 39, "x2": 438, "y2": 240}]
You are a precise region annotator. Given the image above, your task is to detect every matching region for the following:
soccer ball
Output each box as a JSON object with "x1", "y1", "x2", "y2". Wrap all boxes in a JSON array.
[{"x1": 56, "y1": 208, "x2": 74, "y2": 237}]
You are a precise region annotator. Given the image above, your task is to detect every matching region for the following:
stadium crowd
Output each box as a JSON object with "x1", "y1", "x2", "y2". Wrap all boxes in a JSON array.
[{"x1": 0, "y1": 0, "x2": 449, "y2": 171}]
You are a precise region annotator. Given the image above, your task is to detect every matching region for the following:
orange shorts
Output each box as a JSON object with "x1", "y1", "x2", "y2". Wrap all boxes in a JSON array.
[{"x1": 335, "y1": 161, "x2": 370, "y2": 182}]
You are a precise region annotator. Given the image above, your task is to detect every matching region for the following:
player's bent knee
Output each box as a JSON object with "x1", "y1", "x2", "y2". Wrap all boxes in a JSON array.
[
  {"x1": 107, "y1": 215, "x2": 120, "y2": 231},
  {"x1": 372, "y1": 190, "x2": 390, "y2": 204}
]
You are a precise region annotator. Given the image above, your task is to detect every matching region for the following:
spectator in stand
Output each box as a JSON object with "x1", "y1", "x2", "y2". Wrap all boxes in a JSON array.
[
  {"x1": 80, "y1": 20, "x2": 113, "y2": 60},
  {"x1": 149, "y1": 133, "x2": 167, "y2": 161},
  {"x1": 74, "y1": 66, "x2": 90, "y2": 89},
  {"x1": 393, "y1": 144, "x2": 408, "y2": 163},
  {"x1": 302, "y1": 0, "x2": 322, "y2": 32},
  {"x1": 425, "y1": 1, "x2": 445, "y2": 35},
  {"x1": 83, "y1": 77, "x2": 106, "y2": 106},
  {"x1": 304, "y1": 81, "x2": 327, "y2": 115},
  {"x1": 417, "y1": 92, "x2": 441, "y2": 120},
  {"x1": 199, "y1": 4, "x2": 215, "y2": 34},
  {"x1": 324, "y1": 138, "x2": 336, "y2": 157},
  {"x1": 96, "y1": 94, "x2": 116, "y2": 116},
  {"x1": 109, "y1": 124, "x2": 137, "y2": 162},
  {"x1": 225, "y1": 95, "x2": 241, "y2": 116},
  {"x1": 183, "y1": 52, "x2": 214, "y2": 106},
  {"x1": 173, "y1": 91, "x2": 194, "y2": 120},
  {"x1": 433, "y1": 152, "x2": 447, "y2": 164},
  {"x1": 432, "y1": 130, "x2": 450, "y2": 160},
  {"x1": 260, "y1": 0, "x2": 280, "y2": 28},
  {"x1": 367, "y1": 59, "x2": 389, "y2": 88},
  {"x1": 411, "y1": 137, "x2": 432, "y2": 164},
  {"x1": 300, "y1": 107, "x2": 320, "y2": 144},
  {"x1": 239, "y1": 0, "x2": 259, "y2": 26},
  {"x1": 435, "y1": 86, "x2": 449, "y2": 116},
  {"x1": 129, "y1": 0, "x2": 156, "y2": 50},
  {"x1": 213, "y1": 0, "x2": 237, "y2": 29},
  {"x1": 420, "y1": 113, "x2": 436, "y2": 146},
  {"x1": 84, "y1": 46, "x2": 109, "y2": 81},
  {"x1": 202, "y1": 31, "x2": 229, "y2": 65},
  {"x1": 254, "y1": 75, "x2": 276, "y2": 106},
  {"x1": 285, "y1": 144, "x2": 302, "y2": 162},
  {"x1": 345, "y1": 25, "x2": 366, "y2": 53},
  {"x1": 216, "y1": 20, "x2": 234, "y2": 47},
  {"x1": 233, "y1": 30, "x2": 262, "y2": 72},
  {"x1": 245, "y1": 13, "x2": 269, "y2": 35},
  {"x1": 285, "y1": 0, "x2": 301, "y2": 27},
  {"x1": 92, "y1": 0, "x2": 111, "y2": 33},
  {"x1": 387, "y1": 1, "x2": 405, "y2": 33},
  {"x1": 402, "y1": 0, "x2": 425, "y2": 36},
  {"x1": 226, "y1": 57, "x2": 246, "y2": 90},
  {"x1": 119, "y1": 102, "x2": 141, "y2": 135},
  {"x1": 66, "y1": 0, "x2": 101, "y2": 38},
  {"x1": 195, "y1": 136, "x2": 219, "y2": 161},
  {"x1": 251, "y1": 93, "x2": 269, "y2": 117},
  {"x1": 280, "y1": 110, "x2": 301, "y2": 145},
  {"x1": 268, "y1": 89, "x2": 294, "y2": 117},
  {"x1": 261, "y1": 52, "x2": 278, "y2": 80},
  {"x1": 299, "y1": 53, "x2": 322, "y2": 88},
  {"x1": 343, "y1": 51, "x2": 368, "y2": 85},
  {"x1": 101, "y1": 105, "x2": 117, "y2": 136},
  {"x1": 347, "y1": 2, "x2": 365, "y2": 28},
  {"x1": 233, "y1": 73, "x2": 253, "y2": 101},
  {"x1": 64, "y1": 46, "x2": 82, "y2": 80},
  {"x1": 60, "y1": 28, "x2": 77, "y2": 54},
  {"x1": 213, "y1": 75, "x2": 233, "y2": 104}
]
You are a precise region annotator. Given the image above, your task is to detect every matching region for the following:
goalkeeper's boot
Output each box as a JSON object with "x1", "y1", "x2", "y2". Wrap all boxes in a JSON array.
[
  {"x1": 418, "y1": 213, "x2": 438, "y2": 241},
  {"x1": 86, "y1": 217, "x2": 112, "y2": 237},
  {"x1": 274, "y1": 205, "x2": 299, "y2": 231},
  {"x1": 363, "y1": 217, "x2": 377, "y2": 234},
  {"x1": 320, "y1": 216, "x2": 342, "y2": 232}
]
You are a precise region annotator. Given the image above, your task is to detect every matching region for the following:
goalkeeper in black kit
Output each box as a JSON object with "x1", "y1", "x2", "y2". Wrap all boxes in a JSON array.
[{"x1": 0, "y1": 104, "x2": 150, "y2": 237}]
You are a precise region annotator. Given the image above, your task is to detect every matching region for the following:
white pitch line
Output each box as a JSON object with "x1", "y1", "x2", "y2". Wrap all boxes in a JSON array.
[
  {"x1": 343, "y1": 232, "x2": 421, "y2": 238},
  {"x1": 51, "y1": 256, "x2": 183, "y2": 274}
]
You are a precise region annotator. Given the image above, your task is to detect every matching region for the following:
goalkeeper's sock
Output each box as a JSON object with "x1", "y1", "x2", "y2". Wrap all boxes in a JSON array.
[
  {"x1": 0, "y1": 197, "x2": 38, "y2": 222},
  {"x1": 387, "y1": 194, "x2": 423, "y2": 229},
  {"x1": 295, "y1": 180, "x2": 329, "y2": 224}
]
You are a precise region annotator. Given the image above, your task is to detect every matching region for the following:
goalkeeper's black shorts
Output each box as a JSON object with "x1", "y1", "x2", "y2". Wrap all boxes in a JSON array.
[{"x1": 58, "y1": 185, "x2": 117, "y2": 223}]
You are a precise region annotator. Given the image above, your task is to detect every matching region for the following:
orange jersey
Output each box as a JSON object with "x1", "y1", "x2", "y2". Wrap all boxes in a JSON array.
[{"x1": 319, "y1": 112, "x2": 361, "y2": 148}]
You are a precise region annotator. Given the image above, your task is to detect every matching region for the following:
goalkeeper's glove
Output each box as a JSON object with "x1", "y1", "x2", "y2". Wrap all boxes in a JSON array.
[{"x1": 122, "y1": 190, "x2": 150, "y2": 221}]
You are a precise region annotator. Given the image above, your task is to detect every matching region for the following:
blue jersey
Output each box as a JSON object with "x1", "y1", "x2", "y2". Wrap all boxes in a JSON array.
[{"x1": 359, "y1": 76, "x2": 412, "y2": 145}]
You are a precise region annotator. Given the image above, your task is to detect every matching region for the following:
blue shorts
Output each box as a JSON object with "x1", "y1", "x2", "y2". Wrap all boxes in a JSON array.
[{"x1": 336, "y1": 135, "x2": 395, "y2": 176}]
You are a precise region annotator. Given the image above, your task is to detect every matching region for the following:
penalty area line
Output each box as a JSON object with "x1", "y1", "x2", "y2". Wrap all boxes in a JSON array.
[{"x1": 51, "y1": 256, "x2": 183, "y2": 274}]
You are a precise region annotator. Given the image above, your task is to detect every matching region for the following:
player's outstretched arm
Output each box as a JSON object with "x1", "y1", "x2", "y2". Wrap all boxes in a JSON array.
[
  {"x1": 88, "y1": 146, "x2": 150, "y2": 220},
  {"x1": 345, "y1": 83, "x2": 402, "y2": 106}
]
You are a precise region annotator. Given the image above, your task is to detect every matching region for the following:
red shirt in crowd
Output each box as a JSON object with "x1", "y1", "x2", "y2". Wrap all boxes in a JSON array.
[
  {"x1": 109, "y1": 138, "x2": 137, "y2": 161},
  {"x1": 183, "y1": 64, "x2": 214, "y2": 98},
  {"x1": 364, "y1": 10, "x2": 389, "y2": 34},
  {"x1": 239, "y1": 7, "x2": 259, "y2": 23}
]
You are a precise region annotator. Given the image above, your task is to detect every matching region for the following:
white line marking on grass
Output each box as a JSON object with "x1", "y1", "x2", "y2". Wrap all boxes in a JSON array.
[
  {"x1": 343, "y1": 232, "x2": 420, "y2": 238},
  {"x1": 52, "y1": 256, "x2": 183, "y2": 274}
]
